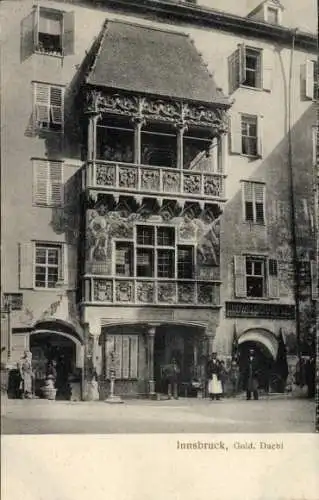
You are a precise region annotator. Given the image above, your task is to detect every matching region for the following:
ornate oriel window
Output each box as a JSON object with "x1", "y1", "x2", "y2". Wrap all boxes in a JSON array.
[{"x1": 113, "y1": 224, "x2": 195, "y2": 279}]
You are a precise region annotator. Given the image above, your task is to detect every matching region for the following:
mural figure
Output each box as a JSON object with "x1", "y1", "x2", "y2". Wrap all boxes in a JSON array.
[{"x1": 197, "y1": 218, "x2": 220, "y2": 266}]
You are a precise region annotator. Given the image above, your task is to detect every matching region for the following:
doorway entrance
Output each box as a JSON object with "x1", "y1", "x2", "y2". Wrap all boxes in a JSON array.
[
  {"x1": 238, "y1": 340, "x2": 274, "y2": 393},
  {"x1": 30, "y1": 332, "x2": 76, "y2": 400},
  {"x1": 154, "y1": 324, "x2": 203, "y2": 397}
]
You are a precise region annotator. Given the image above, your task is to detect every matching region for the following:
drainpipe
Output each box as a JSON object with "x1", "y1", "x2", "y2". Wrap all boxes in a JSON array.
[{"x1": 287, "y1": 28, "x2": 302, "y2": 358}]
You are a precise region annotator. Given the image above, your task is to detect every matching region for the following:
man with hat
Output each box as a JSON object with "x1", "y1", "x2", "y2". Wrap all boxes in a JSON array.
[{"x1": 244, "y1": 348, "x2": 259, "y2": 400}]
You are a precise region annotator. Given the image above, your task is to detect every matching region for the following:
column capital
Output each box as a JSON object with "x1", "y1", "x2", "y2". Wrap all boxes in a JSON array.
[
  {"x1": 174, "y1": 121, "x2": 188, "y2": 133},
  {"x1": 131, "y1": 115, "x2": 145, "y2": 127}
]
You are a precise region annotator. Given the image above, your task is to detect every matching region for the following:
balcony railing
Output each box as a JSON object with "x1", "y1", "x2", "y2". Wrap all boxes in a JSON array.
[
  {"x1": 85, "y1": 160, "x2": 226, "y2": 200},
  {"x1": 83, "y1": 277, "x2": 221, "y2": 306}
]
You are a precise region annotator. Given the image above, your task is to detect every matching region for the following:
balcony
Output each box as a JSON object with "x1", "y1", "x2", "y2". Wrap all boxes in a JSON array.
[
  {"x1": 83, "y1": 277, "x2": 221, "y2": 307},
  {"x1": 84, "y1": 160, "x2": 226, "y2": 202}
]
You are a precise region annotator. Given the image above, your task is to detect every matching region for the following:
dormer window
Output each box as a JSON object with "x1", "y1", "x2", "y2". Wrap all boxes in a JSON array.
[
  {"x1": 247, "y1": 1, "x2": 283, "y2": 26},
  {"x1": 266, "y1": 6, "x2": 279, "y2": 24}
]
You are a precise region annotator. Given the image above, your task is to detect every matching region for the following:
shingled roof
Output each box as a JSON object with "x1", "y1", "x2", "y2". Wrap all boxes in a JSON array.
[{"x1": 86, "y1": 20, "x2": 229, "y2": 105}]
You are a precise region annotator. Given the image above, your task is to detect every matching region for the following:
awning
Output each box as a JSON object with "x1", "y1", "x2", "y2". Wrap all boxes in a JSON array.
[{"x1": 86, "y1": 20, "x2": 229, "y2": 106}]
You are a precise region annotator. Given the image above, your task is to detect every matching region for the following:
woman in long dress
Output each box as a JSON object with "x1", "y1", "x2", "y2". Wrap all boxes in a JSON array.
[
  {"x1": 19, "y1": 350, "x2": 33, "y2": 399},
  {"x1": 207, "y1": 353, "x2": 223, "y2": 401}
]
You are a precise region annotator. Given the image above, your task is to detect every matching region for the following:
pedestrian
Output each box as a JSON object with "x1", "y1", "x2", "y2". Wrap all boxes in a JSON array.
[
  {"x1": 164, "y1": 358, "x2": 180, "y2": 400},
  {"x1": 229, "y1": 359, "x2": 240, "y2": 396},
  {"x1": 207, "y1": 352, "x2": 223, "y2": 401},
  {"x1": 244, "y1": 349, "x2": 259, "y2": 400},
  {"x1": 18, "y1": 350, "x2": 34, "y2": 399},
  {"x1": 305, "y1": 355, "x2": 315, "y2": 398}
]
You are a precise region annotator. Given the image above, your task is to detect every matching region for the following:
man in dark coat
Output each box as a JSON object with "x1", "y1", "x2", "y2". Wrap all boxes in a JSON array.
[
  {"x1": 163, "y1": 358, "x2": 180, "y2": 400},
  {"x1": 244, "y1": 349, "x2": 259, "y2": 400}
]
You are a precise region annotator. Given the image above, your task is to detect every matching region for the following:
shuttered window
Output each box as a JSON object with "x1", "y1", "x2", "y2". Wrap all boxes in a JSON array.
[
  {"x1": 230, "y1": 113, "x2": 263, "y2": 157},
  {"x1": 33, "y1": 83, "x2": 64, "y2": 131},
  {"x1": 21, "y1": 7, "x2": 75, "y2": 61},
  {"x1": 243, "y1": 181, "x2": 265, "y2": 224},
  {"x1": 228, "y1": 44, "x2": 273, "y2": 94},
  {"x1": 234, "y1": 255, "x2": 279, "y2": 299},
  {"x1": 105, "y1": 335, "x2": 139, "y2": 379},
  {"x1": 33, "y1": 159, "x2": 63, "y2": 206},
  {"x1": 301, "y1": 60, "x2": 318, "y2": 101}
]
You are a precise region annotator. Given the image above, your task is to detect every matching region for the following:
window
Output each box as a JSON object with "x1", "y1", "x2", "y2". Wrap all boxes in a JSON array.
[
  {"x1": 228, "y1": 45, "x2": 273, "y2": 94},
  {"x1": 241, "y1": 115, "x2": 258, "y2": 156},
  {"x1": 230, "y1": 113, "x2": 263, "y2": 157},
  {"x1": 21, "y1": 7, "x2": 74, "y2": 60},
  {"x1": 38, "y1": 9, "x2": 63, "y2": 55},
  {"x1": 115, "y1": 243, "x2": 133, "y2": 276},
  {"x1": 267, "y1": 7, "x2": 279, "y2": 24},
  {"x1": 114, "y1": 225, "x2": 195, "y2": 279},
  {"x1": 33, "y1": 159, "x2": 63, "y2": 206},
  {"x1": 33, "y1": 83, "x2": 64, "y2": 132},
  {"x1": 234, "y1": 256, "x2": 279, "y2": 299},
  {"x1": 302, "y1": 60, "x2": 318, "y2": 101},
  {"x1": 105, "y1": 335, "x2": 139, "y2": 379},
  {"x1": 35, "y1": 243, "x2": 62, "y2": 288},
  {"x1": 243, "y1": 181, "x2": 265, "y2": 224},
  {"x1": 246, "y1": 258, "x2": 265, "y2": 298},
  {"x1": 243, "y1": 48, "x2": 262, "y2": 88}
]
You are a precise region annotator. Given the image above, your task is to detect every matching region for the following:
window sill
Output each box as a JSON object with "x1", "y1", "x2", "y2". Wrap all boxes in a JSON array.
[
  {"x1": 239, "y1": 85, "x2": 263, "y2": 92},
  {"x1": 243, "y1": 221, "x2": 266, "y2": 227},
  {"x1": 239, "y1": 153, "x2": 261, "y2": 160},
  {"x1": 34, "y1": 50, "x2": 64, "y2": 60}
]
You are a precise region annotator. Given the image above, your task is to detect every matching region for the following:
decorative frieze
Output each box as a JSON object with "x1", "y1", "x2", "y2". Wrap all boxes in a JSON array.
[
  {"x1": 88, "y1": 160, "x2": 225, "y2": 200},
  {"x1": 86, "y1": 278, "x2": 221, "y2": 306},
  {"x1": 85, "y1": 89, "x2": 228, "y2": 132},
  {"x1": 225, "y1": 301, "x2": 296, "y2": 319}
]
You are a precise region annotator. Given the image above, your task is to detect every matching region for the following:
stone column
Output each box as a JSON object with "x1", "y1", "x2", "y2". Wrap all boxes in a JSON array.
[
  {"x1": 218, "y1": 133, "x2": 228, "y2": 175},
  {"x1": 147, "y1": 326, "x2": 156, "y2": 396},
  {"x1": 176, "y1": 123, "x2": 186, "y2": 169},
  {"x1": 133, "y1": 117, "x2": 144, "y2": 164},
  {"x1": 87, "y1": 113, "x2": 100, "y2": 162}
]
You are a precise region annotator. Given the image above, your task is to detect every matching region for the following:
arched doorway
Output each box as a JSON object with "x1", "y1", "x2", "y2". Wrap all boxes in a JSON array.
[
  {"x1": 154, "y1": 323, "x2": 205, "y2": 396},
  {"x1": 238, "y1": 329, "x2": 278, "y2": 393},
  {"x1": 30, "y1": 321, "x2": 83, "y2": 400}
]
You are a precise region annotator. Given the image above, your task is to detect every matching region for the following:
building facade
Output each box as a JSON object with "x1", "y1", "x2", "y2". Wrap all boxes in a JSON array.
[{"x1": 1, "y1": 0, "x2": 317, "y2": 399}]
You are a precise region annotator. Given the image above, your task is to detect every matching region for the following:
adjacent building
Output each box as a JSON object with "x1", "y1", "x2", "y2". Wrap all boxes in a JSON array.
[{"x1": 1, "y1": 0, "x2": 317, "y2": 399}]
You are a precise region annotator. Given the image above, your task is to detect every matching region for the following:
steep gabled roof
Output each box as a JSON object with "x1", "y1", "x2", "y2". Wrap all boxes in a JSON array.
[{"x1": 86, "y1": 20, "x2": 229, "y2": 105}]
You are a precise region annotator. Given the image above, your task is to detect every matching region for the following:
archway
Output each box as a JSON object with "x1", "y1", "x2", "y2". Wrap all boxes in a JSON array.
[
  {"x1": 238, "y1": 329, "x2": 279, "y2": 393},
  {"x1": 30, "y1": 320, "x2": 83, "y2": 400},
  {"x1": 154, "y1": 323, "x2": 206, "y2": 396}
]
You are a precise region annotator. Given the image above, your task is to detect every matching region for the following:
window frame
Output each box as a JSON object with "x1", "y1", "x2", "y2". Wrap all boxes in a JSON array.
[
  {"x1": 266, "y1": 6, "x2": 279, "y2": 24},
  {"x1": 34, "y1": 242, "x2": 63, "y2": 290},
  {"x1": 242, "y1": 47, "x2": 262, "y2": 90},
  {"x1": 245, "y1": 257, "x2": 266, "y2": 298},
  {"x1": 33, "y1": 82, "x2": 65, "y2": 133},
  {"x1": 36, "y1": 8, "x2": 64, "y2": 56},
  {"x1": 113, "y1": 224, "x2": 196, "y2": 280},
  {"x1": 241, "y1": 114, "x2": 258, "y2": 158},
  {"x1": 32, "y1": 158, "x2": 64, "y2": 207},
  {"x1": 242, "y1": 181, "x2": 266, "y2": 225}
]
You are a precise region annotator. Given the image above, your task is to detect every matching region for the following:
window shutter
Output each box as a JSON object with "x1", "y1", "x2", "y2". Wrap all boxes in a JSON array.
[
  {"x1": 262, "y1": 48, "x2": 273, "y2": 91},
  {"x1": 35, "y1": 83, "x2": 50, "y2": 125},
  {"x1": 21, "y1": 8, "x2": 37, "y2": 61},
  {"x1": 230, "y1": 112, "x2": 242, "y2": 154},
  {"x1": 302, "y1": 60, "x2": 314, "y2": 100},
  {"x1": 33, "y1": 160, "x2": 49, "y2": 205},
  {"x1": 49, "y1": 161, "x2": 63, "y2": 206},
  {"x1": 114, "y1": 336, "x2": 122, "y2": 379},
  {"x1": 310, "y1": 260, "x2": 319, "y2": 300},
  {"x1": 33, "y1": 5, "x2": 39, "y2": 48},
  {"x1": 64, "y1": 244, "x2": 78, "y2": 290},
  {"x1": 228, "y1": 48, "x2": 240, "y2": 94},
  {"x1": 130, "y1": 336, "x2": 138, "y2": 378},
  {"x1": 122, "y1": 336, "x2": 130, "y2": 379},
  {"x1": 50, "y1": 86, "x2": 63, "y2": 126},
  {"x1": 257, "y1": 114, "x2": 263, "y2": 157},
  {"x1": 62, "y1": 11, "x2": 75, "y2": 55},
  {"x1": 234, "y1": 255, "x2": 247, "y2": 298},
  {"x1": 267, "y1": 258, "x2": 279, "y2": 298},
  {"x1": 19, "y1": 243, "x2": 34, "y2": 289},
  {"x1": 238, "y1": 43, "x2": 246, "y2": 85}
]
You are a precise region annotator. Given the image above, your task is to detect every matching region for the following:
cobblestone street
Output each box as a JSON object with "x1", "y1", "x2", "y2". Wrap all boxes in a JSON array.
[{"x1": 2, "y1": 397, "x2": 316, "y2": 434}]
